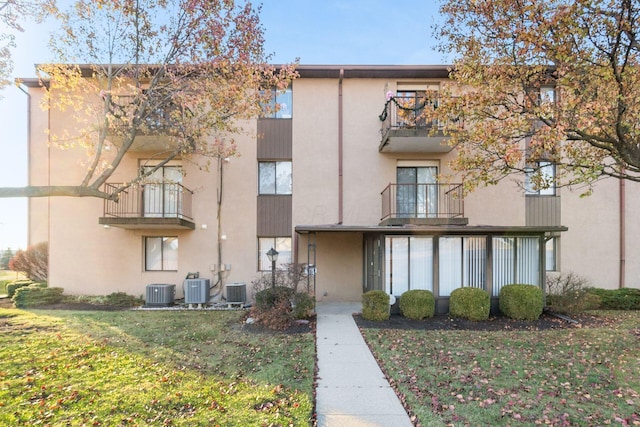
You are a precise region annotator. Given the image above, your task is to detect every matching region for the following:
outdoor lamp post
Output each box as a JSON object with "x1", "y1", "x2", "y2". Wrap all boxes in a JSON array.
[{"x1": 266, "y1": 247, "x2": 279, "y2": 290}]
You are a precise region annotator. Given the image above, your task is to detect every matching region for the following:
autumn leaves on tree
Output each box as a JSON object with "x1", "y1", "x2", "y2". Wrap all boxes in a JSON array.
[{"x1": 436, "y1": 0, "x2": 640, "y2": 194}]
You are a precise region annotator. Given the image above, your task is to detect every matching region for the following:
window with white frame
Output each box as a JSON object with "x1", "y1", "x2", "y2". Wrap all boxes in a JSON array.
[
  {"x1": 439, "y1": 236, "x2": 487, "y2": 296},
  {"x1": 145, "y1": 236, "x2": 178, "y2": 271},
  {"x1": 261, "y1": 87, "x2": 292, "y2": 118},
  {"x1": 259, "y1": 161, "x2": 292, "y2": 195},
  {"x1": 492, "y1": 236, "x2": 540, "y2": 296},
  {"x1": 539, "y1": 86, "x2": 556, "y2": 104},
  {"x1": 525, "y1": 161, "x2": 555, "y2": 195},
  {"x1": 258, "y1": 237, "x2": 292, "y2": 271}
]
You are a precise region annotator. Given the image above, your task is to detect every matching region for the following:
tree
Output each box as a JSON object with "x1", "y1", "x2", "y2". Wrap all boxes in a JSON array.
[
  {"x1": 8, "y1": 242, "x2": 47, "y2": 281},
  {"x1": 0, "y1": 247, "x2": 14, "y2": 269},
  {"x1": 0, "y1": 0, "x2": 296, "y2": 200},
  {"x1": 435, "y1": 0, "x2": 640, "y2": 194},
  {"x1": 0, "y1": 0, "x2": 56, "y2": 93}
]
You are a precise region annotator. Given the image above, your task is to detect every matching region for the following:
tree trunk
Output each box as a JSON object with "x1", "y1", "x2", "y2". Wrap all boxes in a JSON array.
[{"x1": 0, "y1": 186, "x2": 112, "y2": 199}]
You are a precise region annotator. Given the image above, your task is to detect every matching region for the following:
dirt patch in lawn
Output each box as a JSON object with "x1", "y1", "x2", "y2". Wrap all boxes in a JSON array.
[{"x1": 354, "y1": 311, "x2": 614, "y2": 331}]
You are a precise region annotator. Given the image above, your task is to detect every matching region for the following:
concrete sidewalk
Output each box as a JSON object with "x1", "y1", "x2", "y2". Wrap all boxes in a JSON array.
[{"x1": 315, "y1": 302, "x2": 413, "y2": 427}]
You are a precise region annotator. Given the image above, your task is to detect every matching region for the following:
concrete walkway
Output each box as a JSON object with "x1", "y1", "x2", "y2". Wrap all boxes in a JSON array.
[{"x1": 315, "y1": 302, "x2": 413, "y2": 427}]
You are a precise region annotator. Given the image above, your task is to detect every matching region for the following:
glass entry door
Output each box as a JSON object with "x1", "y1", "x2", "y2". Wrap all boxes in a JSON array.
[
  {"x1": 396, "y1": 166, "x2": 438, "y2": 218},
  {"x1": 142, "y1": 165, "x2": 182, "y2": 218}
]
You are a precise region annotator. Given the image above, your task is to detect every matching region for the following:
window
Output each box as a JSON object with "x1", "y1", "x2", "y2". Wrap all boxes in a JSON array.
[
  {"x1": 258, "y1": 237, "x2": 292, "y2": 271},
  {"x1": 141, "y1": 164, "x2": 183, "y2": 217},
  {"x1": 259, "y1": 161, "x2": 292, "y2": 195},
  {"x1": 492, "y1": 237, "x2": 540, "y2": 296},
  {"x1": 145, "y1": 237, "x2": 178, "y2": 271},
  {"x1": 439, "y1": 237, "x2": 486, "y2": 296},
  {"x1": 261, "y1": 87, "x2": 292, "y2": 118},
  {"x1": 396, "y1": 166, "x2": 438, "y2": 218},
  {"x1": 525, "y1": 161, "x2": 555, "y2": 195},
  {"x1": 540, "y1": 86, "x2": 556, "y2": 104},
  {"x1": 545, "y1": 237, "x2": 558, "y2": 272},
  {"x1": 385, "y1": 236, "x2": 433, "y2": 295}
]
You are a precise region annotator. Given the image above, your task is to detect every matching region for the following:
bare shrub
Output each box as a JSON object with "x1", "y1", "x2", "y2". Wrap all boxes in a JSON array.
[
  {"x1": 9, "y1": 242, "x2": 48, "y2": 282},
  {"x1": 546, "y1": 273, "x2": 599, "y2": 314}
]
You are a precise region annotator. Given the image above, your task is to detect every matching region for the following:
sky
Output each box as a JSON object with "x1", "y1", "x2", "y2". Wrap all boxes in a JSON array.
[{"x1": 0, "y1": 0, "x2": 446, "y2": 251}]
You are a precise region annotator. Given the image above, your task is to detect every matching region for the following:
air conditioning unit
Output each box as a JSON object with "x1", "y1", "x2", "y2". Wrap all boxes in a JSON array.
[
  {"x1": 145, "y1": 284, "x2": 175, "y2": 307},
  {"x1": 184, "y1": 278, "x2": 210, "y2": 304},
  {"x1": 226, "y1": 282, "x2": 247, "y2": 304}
]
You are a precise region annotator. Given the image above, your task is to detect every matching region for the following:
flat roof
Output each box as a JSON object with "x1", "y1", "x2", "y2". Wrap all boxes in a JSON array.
[
  {"x1": 19, "y1": 64, "x2": 453, "y2": 87},
  {"x1": 295, "y1": 224, "x2": 568, "y2": 235}
]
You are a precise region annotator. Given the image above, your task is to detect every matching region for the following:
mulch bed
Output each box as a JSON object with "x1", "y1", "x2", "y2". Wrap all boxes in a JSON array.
[{"x1": 354, "y1": 311, "x2": 612, "y2": 331}]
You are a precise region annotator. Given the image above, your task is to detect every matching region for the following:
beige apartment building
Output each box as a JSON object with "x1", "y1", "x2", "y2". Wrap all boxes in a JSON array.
[{"x1": 23, "y1": 65, "x2": 639, "y2": 311}]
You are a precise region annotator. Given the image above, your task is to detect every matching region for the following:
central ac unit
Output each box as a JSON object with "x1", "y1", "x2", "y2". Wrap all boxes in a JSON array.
[
  {"x1": 145, "y1": 284, "x2": 175, "y2": 307},
  {"x1": 184, "y1": 278, "x2": 210, "y2": 304},
  {"x1": 226, "y1": 282, "x2": 247, "y2": 304}
]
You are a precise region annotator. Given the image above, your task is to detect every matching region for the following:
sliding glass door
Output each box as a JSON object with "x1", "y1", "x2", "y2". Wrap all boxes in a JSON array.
[{"x1": 396, "y1": 167, "x2": 438, "y2": 218}]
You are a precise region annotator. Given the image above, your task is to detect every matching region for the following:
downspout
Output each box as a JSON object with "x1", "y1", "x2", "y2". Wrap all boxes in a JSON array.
[
  {"x1": 18, "y1": 84, "x2": 33, "y2": 245},
  {"x1": 338, "y1": 69, "x2": 344, "y2": 224},
  {"x1": 214, "y1": 156, "x2": 225, "y2": 297},
  {"x1": 619, "y1": 177, "x2": 626, "y2": 288}
]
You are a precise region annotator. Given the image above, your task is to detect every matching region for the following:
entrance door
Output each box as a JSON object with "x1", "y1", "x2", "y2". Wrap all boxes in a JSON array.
[
  {"x1": 142, "y1": 165, "x2": 182, "y2": 218},
  {"x1": 364, "y1": 234, "x2": 383, "y2": 293},
  {"x1": 396, "y1": 166, "x2": 438, "y2": 218}
]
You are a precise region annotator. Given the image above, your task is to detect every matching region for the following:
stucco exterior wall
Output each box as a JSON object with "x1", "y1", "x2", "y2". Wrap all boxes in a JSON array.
[{"x1": 26, "y1": 67, "x2": 640, "y2": 304}]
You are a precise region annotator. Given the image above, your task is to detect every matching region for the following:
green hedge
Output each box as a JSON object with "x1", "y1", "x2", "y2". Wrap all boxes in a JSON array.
[
  {"x1": 499, "y1": 284, "x2": 544, "y2": 320},
  {"x1": 587, "y1": 288, "x2": 640, "y2": 310},
  {"x1": 362, "y1": 290, "x2": 390, "y2": 321},
  {"x1": 254, "y1": 286, "x2": 294, "y2": 310},
  {"x1": 12, "y1": 285, "x2": 64, "y2": 308},
  {"x1": 399, "y1": 290, "x2": 435, "y2": 320},
  {"x1": 449, "y1": 287, "x2": 490, "y2": 321},
  {"x1": 291, "y1": 292, "x2": 315, "y2": 319},
  {"x1": 6, "y1": 279, "x2": 37, "y2": 298}
]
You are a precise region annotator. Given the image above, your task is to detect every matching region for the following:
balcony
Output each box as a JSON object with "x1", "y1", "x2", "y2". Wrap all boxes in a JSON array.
[
  {"x1": 99, "y1": 182, "x2": 195, "y2": 230},
  {"x1": 380, "y1": 183, "x2": 468, "y2": 226},
  {"x1": 106, "y1": 96, "x2": 183, "y2": 152},
  {"x1": 379, "y1": 94, "x2": 454, "y2": 153}
]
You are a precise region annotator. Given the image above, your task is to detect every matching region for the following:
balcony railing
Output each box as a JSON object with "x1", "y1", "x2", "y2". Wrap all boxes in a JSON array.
[
  {"x1": 381, "y1": 183, "x2": 465, "y2": 223},
  {"x1": 103, "y1": 182, "x2": 193, "y2": 220},
  {"x1": 379, "y1": 94, "x2": 440, "y2": 136}
]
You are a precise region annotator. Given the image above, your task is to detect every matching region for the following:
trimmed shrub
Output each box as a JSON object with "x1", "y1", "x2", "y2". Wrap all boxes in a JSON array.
[
  {"x1": 499, "y1": 284, "x2": 544, "y2": 320},
  {"x1": 6, "y1": 280, "x2": 39, "y2": 298},
  {"x1": 255, "y1": 286, "x2": 294, "y2": 310},
  {"x1": 12, "y1": 285, "x2": 65, "y2": 308},
  {"x1": 104, "y1": 292, "x2": 144, "y2": 308},
  {"x1": 291, "y1": 292, "x2": 315, "y2": 319},
  {"x1": 587, "y1": 288, "x2": 640, "y2": 310},
  {"x1": 362, "y1": 290, "x2": 390, "y2": 321},
  {"x1": 399, "y1": 289, "x2": 435, "y2": 320},
  {"x1": 449, "y1": 287, "x2": 490, "y2": 321}
]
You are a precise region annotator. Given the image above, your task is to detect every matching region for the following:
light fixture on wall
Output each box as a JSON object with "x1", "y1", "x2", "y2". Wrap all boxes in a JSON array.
[{"x1": 103, "y1": 224, "x2": 111, "y2": 229}]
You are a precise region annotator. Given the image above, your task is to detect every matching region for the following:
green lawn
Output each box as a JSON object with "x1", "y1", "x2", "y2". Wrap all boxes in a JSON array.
[
  {"x1": 361, "y1": 311, "x2": 640, "y2": 426},
  {"x1": 0, "y1": 308, "x2": 315, "y2": 426}
]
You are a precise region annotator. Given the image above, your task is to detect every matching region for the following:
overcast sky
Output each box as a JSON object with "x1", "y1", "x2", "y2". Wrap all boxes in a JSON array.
[{"x1": 0, "y1": 0, "x2": 446, "y2": 250}]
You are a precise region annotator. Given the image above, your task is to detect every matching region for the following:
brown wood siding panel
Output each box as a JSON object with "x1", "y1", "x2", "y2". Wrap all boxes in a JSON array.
[
  {"x1": 257, "y1": 195, "x2": 292, "y2": 236},
  {"x1": 526, "y1": 196, "x2": 561, "y2": 226},
  {"x1": 257, "y1": 119, "x2": 292, "y2": 160}
]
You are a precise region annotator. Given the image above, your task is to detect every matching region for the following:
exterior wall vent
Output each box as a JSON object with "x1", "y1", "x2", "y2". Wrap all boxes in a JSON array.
[
  {"x1": 145, "y1": 284, "x2": 175, "y2": 307},
  {"x1": 184, "y1": 278, "x2": 211, "y2": 304},
  {"x1": 226, "y1": 282, "x2": 247, "y2": 304}
]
